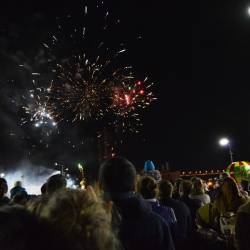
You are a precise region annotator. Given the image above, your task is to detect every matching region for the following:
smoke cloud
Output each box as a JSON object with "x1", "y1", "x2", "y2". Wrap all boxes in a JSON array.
[{"x1": 4, "y1": 160, "x2": 60, "y2": 195}]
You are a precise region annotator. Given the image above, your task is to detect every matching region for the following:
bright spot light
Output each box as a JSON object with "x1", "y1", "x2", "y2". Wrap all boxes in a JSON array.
[
  {"x1": 52, "y1": 122, "x2": 57, "y2": 126},
  {"x1": 248, "y1": 7, "x2": 250, "y2": 15},
  {"x1": 35, "y1": 123, "x2": 40, "y2": 128},
  {"x1": 0, "y1": 173, "x2": 5, "y2": 178},
  {"x1": 219, "y1": 138, "x2": 230, "y2": 146}
]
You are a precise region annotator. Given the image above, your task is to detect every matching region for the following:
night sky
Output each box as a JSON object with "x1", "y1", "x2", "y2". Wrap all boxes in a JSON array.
[{"x1": 1, "y1": 0, "x2": 250, "y2": 172}]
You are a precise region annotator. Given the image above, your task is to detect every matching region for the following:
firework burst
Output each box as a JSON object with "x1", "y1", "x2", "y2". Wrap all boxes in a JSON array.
[
  {"x1": 49, "y1": 54, "x2": 109, "y2": 122},
  {"x1": 22, "y1": 85, "x2": 57, "y2": 136},
  {"x1": 22, "y1": 1, "x2": 156, "y2": 136}
]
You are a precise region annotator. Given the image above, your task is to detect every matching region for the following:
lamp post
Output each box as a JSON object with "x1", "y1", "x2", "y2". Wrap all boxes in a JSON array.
[{"x1": 219, "y1": 138, "x2": 234, "y2": 163}]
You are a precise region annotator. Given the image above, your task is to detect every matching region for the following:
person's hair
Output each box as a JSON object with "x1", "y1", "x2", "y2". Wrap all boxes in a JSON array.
[
  {"x1": 174, "y1": 178, "x2": 183, "y2": 188},
  {"x1": 159, "y1": 180, "x2": 173, "y2": 199},
  {"x1": 99, "y1": 157, "x2": 136, "y2": 193},
  {"x1": 139, "y1": 176, "x2": 157, "y2": 199},
  {"x1": 41, "y1": 183, "x2": 47, "y2": 195},
  {"x1": 172, "y1": 178, "x2": 183, "y2": 198},
  {"x1": 191, "y1": 178, "x2": 205, "y2": 196},
  {"x1": 0, "y1": 205, "x2": 75, "y2": 250},
  {"x1": 219, "y1": 172, "x2": 230, "y2": 186},
  {"x1": 0, "y1": 178, "x2": 8, "y2": 197},
  {"x1": 14, "y1": 181, "x2": 22, "y2": 187},
  {"x1": 29, "y1": 188, "x2": 120, "y2": 250},
  {"x1": 46, "y1": 174, "x2": 66, "y2": 195},
  {"x1": 180, "y1": 180, "x2": 192, "y2": 196},
  {"x1": 215, "y1": 177, "x2": 246, "y2": 213}
]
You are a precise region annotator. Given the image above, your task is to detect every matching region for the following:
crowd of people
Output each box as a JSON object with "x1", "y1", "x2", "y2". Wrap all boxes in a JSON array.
[{"x1": 0, "y1": 157, "x2": 250, "y2": 250}]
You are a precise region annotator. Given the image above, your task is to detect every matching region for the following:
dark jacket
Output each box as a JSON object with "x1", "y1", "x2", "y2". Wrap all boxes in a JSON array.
[
  {"x1": 160, "y1": 198, "x2": 192, "y2": 241},
  {"x1": 236, "y1": 202, "x2": 250, "y2": 250},
  {"x1": 10, "y1": 187, "x2": 27, "y2": 199},
  {"x1": 0, "y1": 196, "x2": 10, "y2": 206},
  {"x1": 110, "y1": 192, "x2": 175, "y2": 250},
  {"x1": 180, "y1": 195, "x2": 202, "y2": 223}
]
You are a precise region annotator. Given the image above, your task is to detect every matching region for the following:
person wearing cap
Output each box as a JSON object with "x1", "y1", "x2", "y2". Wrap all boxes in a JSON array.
[{"x1": 143, "y1": 160, "x2": 162, "y2": 183}]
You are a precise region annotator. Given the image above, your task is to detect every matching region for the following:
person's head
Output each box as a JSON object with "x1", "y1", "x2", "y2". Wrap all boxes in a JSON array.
[
  {"x1": 144, "y1": 170, "x2": 162, "y2": 183},
  {"x1": 190, "y1": 176, "x2": 199, "y2": 184},
  {"x1": 46, "y1": 174, "x2": 66, "y2": 195},
  {"x1": 159, "y1": 180, "x2": 173, "y2": 200},
  {"x1": 139, "y1": 176, "x2": 157, "y2": 199},
  {"x1": 41, "y1": 183, "x2": 47, "y2": 196},
  {"x1": 215, "y1": 177, "x2": 245, "y2": 213},
  {"x1": 191, "y1": 178, "x2": 205, "y2": 196},
  {"x1": 173, "y1": 178, "x2": 183, "y2": 195},
  {"x1": 180, "y1": 180, "x2": 192, "y2": 196},
  {"x1": 0, "y1": 178, "x2": 8, "y2": 197},
  {"x1": 99, "y1": 157, "x2": 136, "y2": 193},
  {"x1": 31, "y1": 188, "x2": 120, "y2": 250},
  {"x1": 14, "y1": 181, "x2": 22, "y2": 187},
  {"x1": 221, "y1": 177, "x2": 241, "y2": 201},
  {"x1": 0, "y1": 205, "x2": 77, "y2": 250},
  {"x1": 219, "y1": 172, "x2": 230, "y2": 186}
]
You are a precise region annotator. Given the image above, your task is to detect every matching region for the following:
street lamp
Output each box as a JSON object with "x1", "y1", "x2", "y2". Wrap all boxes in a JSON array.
[{"x1": 219, "y1": 138, "x2": 234, "y2": 163}]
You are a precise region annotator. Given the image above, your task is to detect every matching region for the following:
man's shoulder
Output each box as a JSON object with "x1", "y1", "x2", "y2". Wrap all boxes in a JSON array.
[
  {"x1": 146, "y1": 209, "x2": 170, "y2": 227},
  {"x1": 171, "y1": 198, "x2": 191, "y2": 213}
]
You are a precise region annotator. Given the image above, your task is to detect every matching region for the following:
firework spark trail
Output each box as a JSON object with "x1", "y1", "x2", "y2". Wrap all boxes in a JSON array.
[
  {"x1": 23, "y1": 1, "x2": 156, "y2": 136},
  {"x1": 22, "y1": 82, "x2": 57, "y2": 135}
]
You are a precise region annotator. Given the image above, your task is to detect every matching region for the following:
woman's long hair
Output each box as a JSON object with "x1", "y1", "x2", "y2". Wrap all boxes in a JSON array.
[
  {"x1": 191, "y1": 178, "x2": 205, "y2": 196},
  {"x1": 215, "y1": 177, "x2": 246, "y2": 214}
]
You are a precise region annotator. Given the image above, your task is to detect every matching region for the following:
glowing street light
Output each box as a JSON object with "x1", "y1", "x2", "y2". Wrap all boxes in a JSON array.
[
  {"x1": 219, "y1": 138, "x2": 230, "y2": 146},
  {"x1": 219, "y1": 137, "x2": 233, "y2": 163},
  {"x1": 248, "y1": 7, "x2": 250, "y2": 16}
]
